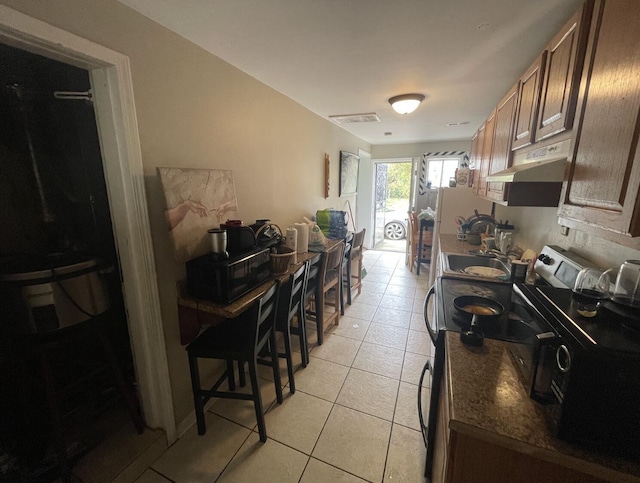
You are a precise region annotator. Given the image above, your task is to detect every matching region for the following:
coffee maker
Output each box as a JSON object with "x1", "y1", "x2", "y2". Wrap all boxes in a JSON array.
[{"x1": 221, "y1": 220, "x2": 256, "y2": 256}]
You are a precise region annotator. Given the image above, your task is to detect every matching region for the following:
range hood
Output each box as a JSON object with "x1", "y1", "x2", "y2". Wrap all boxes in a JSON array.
[
  {"x1": 486, "y1": 157, "x2": 567, "y2": 182},
  {"x1": 486, "y1": 139, "x2": 570, "y2": 183}
]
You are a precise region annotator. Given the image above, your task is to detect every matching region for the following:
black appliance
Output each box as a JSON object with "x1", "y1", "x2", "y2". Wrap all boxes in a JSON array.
[
  {"x1": 519, "y1": 283, "x2": 640, "y2": 457},
  {"x1": 420, "y1": 277, "x2": 551, "y2": 477},
  {"x1": 186, "y1": 248, "x2": 270, "y2": 304},
  {"x1": 222, "y1": 223, "x2": 257, "y2": 257},
  {"x1": 421, "y1": 243, "x2": 640, "y2": 479}
]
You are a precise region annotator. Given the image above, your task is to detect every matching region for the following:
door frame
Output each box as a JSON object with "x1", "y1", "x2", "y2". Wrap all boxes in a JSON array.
[
  {"x1": 371, "y1": 157, "x2": 416, "y2": 249},
  {"x1": 0, "y1": 6, "x2": 176, "y2": 443}
]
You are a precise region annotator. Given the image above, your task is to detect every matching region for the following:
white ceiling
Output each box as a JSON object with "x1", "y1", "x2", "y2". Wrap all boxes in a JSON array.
[{"x1": 118, "y1": 0, "x2": 584, "y2": 145}]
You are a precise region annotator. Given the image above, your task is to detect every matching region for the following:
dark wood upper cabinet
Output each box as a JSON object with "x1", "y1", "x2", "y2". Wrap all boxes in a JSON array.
[
  {"x1": 512, "y1": 54, "x2": 546, "y2": 151},
  {"x1": 559, "y1": 0, "x2": 640, "y2": 240},
  {"x1": 535, "y1": 1, "x2": 593, "y2": 142},
  {"x1": 487, "y1": 84, "x2": 519, "y2": 202},
  {"x1": 477, "y1": 111, "x2": 496, "y2": 199},
  {"x1": 470, "y1": 128, "x2": 484, "y2": 192}
]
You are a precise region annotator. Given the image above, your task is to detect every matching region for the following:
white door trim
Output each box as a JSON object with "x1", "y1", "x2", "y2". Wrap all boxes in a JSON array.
[{"x1": 0, "y1": 6, "x2": 176, "y2": 443}]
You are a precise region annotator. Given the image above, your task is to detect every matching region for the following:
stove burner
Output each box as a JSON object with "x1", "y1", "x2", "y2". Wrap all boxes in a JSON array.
[{"x1": 447, "y1": 283, "x2": 498, "y2": 299}]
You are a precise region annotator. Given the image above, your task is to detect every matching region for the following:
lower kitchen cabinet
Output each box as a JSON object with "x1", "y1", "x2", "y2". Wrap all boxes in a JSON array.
[
  {"x1": 558, "y1": 0, "x2": 640, "y2": 240},
  {"x1": 436, "y1": 431, "x2": 609, "y2": 483},
  {"x1": 431, "y1": 332, "x2": 639, "y2": 483},
  {"x1": 433, "y1": 373, "x2": 610, "y2": 483}
]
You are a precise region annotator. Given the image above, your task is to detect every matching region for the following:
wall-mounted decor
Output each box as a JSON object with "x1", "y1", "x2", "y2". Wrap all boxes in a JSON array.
[
  {"x1": 324, "y1": 153, "x2": 330, "y2": 198},
  {"x1": 157, "y1": 167, "x2": 239, "y2": 262},
  {"x1": 339, "y1": 151, "x2": 360, "y2": 197}
]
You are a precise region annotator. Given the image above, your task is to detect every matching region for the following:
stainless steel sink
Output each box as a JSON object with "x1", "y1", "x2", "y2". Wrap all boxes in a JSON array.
[{"x1": 441, "y1": 253, "x2": 511, "y2": 281}]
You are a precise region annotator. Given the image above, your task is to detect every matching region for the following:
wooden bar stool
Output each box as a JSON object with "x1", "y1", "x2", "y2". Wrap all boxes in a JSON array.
[{"x1": 316, "y1": 241, "x2": 345, "y2": 345}]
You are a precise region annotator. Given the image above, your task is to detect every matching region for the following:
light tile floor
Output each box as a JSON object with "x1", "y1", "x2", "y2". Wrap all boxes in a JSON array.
[{"x1": 139, "y1": 249, "x2": 432, "y2": 483}]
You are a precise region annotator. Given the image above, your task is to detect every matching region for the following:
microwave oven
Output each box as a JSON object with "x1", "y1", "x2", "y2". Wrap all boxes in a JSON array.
[{"x1": 186, "y1": 248, "x2": 270, "y2": 304}]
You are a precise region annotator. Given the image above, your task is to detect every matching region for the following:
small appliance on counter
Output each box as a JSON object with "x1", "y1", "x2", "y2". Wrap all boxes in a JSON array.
[
  {"x1": 185, "y1": 247, "x2": 270, "y2": 304},
  {"x1": 516, "y1": 246, "x2": 640, "y2": 457},
  {"x1": 605, "y1": 259, "x2": 640, "y2": 309},
  {"x1": 251, "y1": 220, "x2": 282, "y2": 250},
  {"x1": 207, "y1": 228, "x2": 229, "y2": 261},
  {"x1": 221, "y1": 220, "x2": 256, "y2": 256}
]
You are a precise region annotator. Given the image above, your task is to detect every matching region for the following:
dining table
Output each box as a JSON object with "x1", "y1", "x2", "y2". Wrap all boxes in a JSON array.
[{"x1": 176, "y1": 239, "x2": 341, "y2": 345}]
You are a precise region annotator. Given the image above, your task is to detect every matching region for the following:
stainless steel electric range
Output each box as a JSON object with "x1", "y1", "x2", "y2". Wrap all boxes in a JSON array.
[{"x1": 420, "y1": 245, "x2": 640, "y2": 480}]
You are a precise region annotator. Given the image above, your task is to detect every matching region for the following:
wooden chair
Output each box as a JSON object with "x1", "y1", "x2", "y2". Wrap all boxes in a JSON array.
[
  {"x1": 408, "y1": 212, "x2": 432, "y2": 273},
  {"x1": 186, "y1": 281, "x2": 282, "y2": 442},
  {"x1": 305, "y1": 241, "x2": 344, "y2": 346},
  {"x1": 344, "y1": 228, "x2": 366, "y2": 306},
  {"x1": 318, "y1": 241, "x2": 345, "y2": 344}
]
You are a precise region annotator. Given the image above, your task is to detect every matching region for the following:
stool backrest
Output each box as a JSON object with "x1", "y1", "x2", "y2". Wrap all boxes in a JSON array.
[
  {"x1": 351, "y1": 228, "x2": 366, "y2": 259},
  {"x1": 278, "y1": 261, "x2": 308, "y2": 326},
  {"x1": 324, "y1": 241, "x2": 345, "y2": 283},
  {"x1": 305, "y1": 252, "x2": 323, "y2": 298},
  {"x1": 254, "y1": 281, "x2": 280, "y2": 348}
]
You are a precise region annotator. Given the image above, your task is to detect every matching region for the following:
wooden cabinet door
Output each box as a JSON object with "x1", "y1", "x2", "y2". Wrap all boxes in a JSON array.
[
  {"x1": 477, "y1": 110, "x2": 496, "y2": 199},
  {"x1": 536, "y1": 1, "x2": 592, "y2": 142},
  {"x1": 472, "y1": 122, "x2": 487, "y2": 196},
  {"x1": 512, "y1": 54, "x2": 546, "y2": 151},
  {"x1": 559, "y1": 0, "x2": 640, "y2": 237},
  {"x1": 470, "y1": 128, "x2": 483, "y2": 191},
  {"x1": 487, "y1": 85, "x2": 518, "y2": 202}
]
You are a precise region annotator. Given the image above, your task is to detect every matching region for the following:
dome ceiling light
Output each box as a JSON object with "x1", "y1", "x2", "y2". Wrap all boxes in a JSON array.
[{"x1": 388, "y1": 93, "x2": 425, "y2": 114}]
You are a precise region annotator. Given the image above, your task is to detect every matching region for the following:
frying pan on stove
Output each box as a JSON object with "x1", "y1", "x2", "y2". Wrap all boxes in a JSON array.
[
  {"x1": 453, "y1": 295, "x2": 504, "y2": 321},
  {"x1": 454, "y1": 295, "x2": 504, "y2": 346}
]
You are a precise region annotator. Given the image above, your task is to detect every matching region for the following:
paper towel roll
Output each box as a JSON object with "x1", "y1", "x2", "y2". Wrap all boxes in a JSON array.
[
  {"x1": 294, "y1": 222, "x2": 309, "y2": 253},
  {"x1": 285, "y1": 226, "x2": 298, "y2": 264}
]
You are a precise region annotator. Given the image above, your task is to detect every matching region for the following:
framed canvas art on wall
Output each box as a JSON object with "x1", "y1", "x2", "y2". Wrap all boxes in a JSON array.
[{"x1": 339, "y1": 151, "x2": 359, "y2": 197}]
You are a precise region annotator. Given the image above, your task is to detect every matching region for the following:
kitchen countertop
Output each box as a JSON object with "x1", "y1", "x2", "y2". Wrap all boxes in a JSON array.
[
  {"x1": 444, "y1": 332, "x2": 640, "y2": 482},
  {"x1": 438, "y1": 233, "x2": 481, "y2": 255}
]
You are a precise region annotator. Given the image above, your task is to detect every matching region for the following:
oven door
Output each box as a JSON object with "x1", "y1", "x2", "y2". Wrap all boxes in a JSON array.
[
  {"x1": 423, "y1": 285, "x2": 438, "y2": 345},
  {"x1": 420, "y1": 283, "x2": 445, "y2": 479},
  {"x1": 418, "y1": 285, "x2": 436, "y2": 447}
]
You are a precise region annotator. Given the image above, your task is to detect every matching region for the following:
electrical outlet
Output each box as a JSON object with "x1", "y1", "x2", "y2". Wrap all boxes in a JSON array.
[{"x1": 560, "y1": 225, "x2": 569, "y2": 236}]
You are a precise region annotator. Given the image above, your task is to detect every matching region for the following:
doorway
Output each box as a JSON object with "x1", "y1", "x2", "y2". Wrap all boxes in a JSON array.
[
  {"x1": 372, "y1": 159, "x2": 413, "y2": 252},
  {"x1": 0, "y1": 5, "x2": 175, "y2": 479},
  {"x1": 0, "y1": 42, "x2": 140, "y2": 479}
]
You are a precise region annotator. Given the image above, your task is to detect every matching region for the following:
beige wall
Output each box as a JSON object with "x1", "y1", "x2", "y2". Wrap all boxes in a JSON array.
[
  {"x1": 495, "y1": 205, "x2": 640, "y2": 270},
  {"x1": 1, "y1": 0, "x2": 369, "y2": 426}
]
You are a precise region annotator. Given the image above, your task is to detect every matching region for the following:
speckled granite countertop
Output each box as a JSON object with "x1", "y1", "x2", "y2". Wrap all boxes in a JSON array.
[
  {"x1": 438, "y1": 234, "x2": 480, "y2": 255},
  {"x1": 444, "y1": 332, "x2": 640, "y2": 482}
]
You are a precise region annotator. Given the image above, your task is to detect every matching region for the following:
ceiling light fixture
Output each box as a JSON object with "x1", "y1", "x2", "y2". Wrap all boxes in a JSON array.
[{"x1": 389, "y1": 93, "x2": 425, "y2": 114}]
